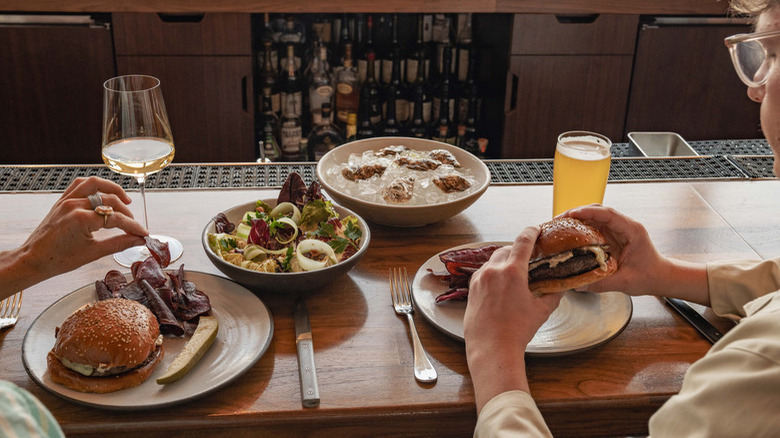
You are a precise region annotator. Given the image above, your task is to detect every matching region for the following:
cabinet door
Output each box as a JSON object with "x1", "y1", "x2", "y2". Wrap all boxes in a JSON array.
[
  {"x1": 502, "y1": 55, "x2": 633, "y2": 158},
  {"x1": 626, "y1": 23, "x2": 759, "y2": 141},
  {"x1": 117, "y1": 56, "x2": 254, "y2": 163},
  {"x1": 0, "y1": 24, "x2": 114, "y2": 164}
]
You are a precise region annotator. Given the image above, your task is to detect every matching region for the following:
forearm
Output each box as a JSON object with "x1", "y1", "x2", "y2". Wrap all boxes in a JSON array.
[
  {"x1": 0, "y1": 246, "x2": 48, "y2": 300},
  {"x1": 649, "y1": 257, "x2": 710, "y2": 306},
  {"x1": 467, "y1": 344, "x2": 530, "y2": 414}
]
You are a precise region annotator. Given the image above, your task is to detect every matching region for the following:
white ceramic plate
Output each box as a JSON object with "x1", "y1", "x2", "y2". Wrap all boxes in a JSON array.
[
  {"x1": 22, "y1": 271, "x2": 274, "y2": 410},
  {"x1": 412, "y1": 242, "x2": 633, "y2": 355}
]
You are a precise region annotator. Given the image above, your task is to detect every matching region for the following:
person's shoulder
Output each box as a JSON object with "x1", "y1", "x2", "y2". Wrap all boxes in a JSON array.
[{"x1": 0, "y1": 380, "x2": 65, "y2": 438}]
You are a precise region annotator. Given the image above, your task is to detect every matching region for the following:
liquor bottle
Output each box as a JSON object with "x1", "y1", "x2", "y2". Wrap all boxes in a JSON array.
[
  {"x1": 279, "y1": 100, "x2": 303, "y2": 161},
  {"x1": 308, "y1": 44, "x2": 334, "y2": 128},
  {"x1": 384, "y1": 45, "x2": 410, "y2": 123},
  {"x1": 429, "y1": 81, "x2": 456, "y2": 145},
  {"x1": 357, "y1": 14, "x2": 378, "y2": 84},
  {"x1": 311, "y1": 14, "x2": 332, "y2": 46},
  {"x1": 346, "y1": 112, "x2": 358, "y2": 142},
  {"x1": 337, "y1": 14, "x2": 353, "y2": 67},
  {"x1": 259, "y1": 41, "x2": 281, "y2": 116},
  {"x1": 381, "y1": 14, "x2": 401, "y2": 85},
  {"x1": 455, "y1": 13, "x2": 473, "y2": 83},
  {"x1": 258, "y1": 92, "x2": 282, "y2": 161},
  {"x1": 308, "y1": 103, "x2": 344, "y2": 161},
  {"x1": 457, "y1": 46, "x2": 478, "y2": 125},
  {"x1": 356, "y1": 99, "x2": 377, "y2": 140},
  {"x1": 432, "y1": 43, "x2": 455, "y2": 124},
  {"x1": 280, "y1": 44, "x2": 303, "y2": 120},
  {"x1": 335, "y1": 43, "x2": 359, "y2": 129},
  {"x1": 406, "y1": 14, "x2": 430, "y2": 85},
  {"x1": 455, "y1": 91, "x2": 480, "y2": 155},
  {"x1": 361, "y1": 52, "x2": 383, "y2": 126},
  {"x1": 379, "y1": 89, "x2": 402, "y2": 136},
  {"x1": 279, "y1": 16, "x2": 304, "y2": 72},
  {"x1": 259, "y1": 13, "x2": 280, "y2": 71}
]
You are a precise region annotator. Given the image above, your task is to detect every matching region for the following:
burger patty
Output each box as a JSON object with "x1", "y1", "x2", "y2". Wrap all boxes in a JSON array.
[
  {"x1": 529, "y1": 248, "x2": 603, "y2": 282},
  {"x1": 60, "y1": 343, "x2": 162, "y2": 377}
]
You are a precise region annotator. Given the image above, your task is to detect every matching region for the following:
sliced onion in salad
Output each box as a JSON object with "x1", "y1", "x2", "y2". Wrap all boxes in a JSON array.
[
  {"x1": 274, "y1": 216, "x2": 299, "y2": 244},
  {"x1": 296, "y1": 239, "x2": 338, "y2": 271},
  {"x1": 270, "y1": 202, "x2": 302, "y2": 224}
]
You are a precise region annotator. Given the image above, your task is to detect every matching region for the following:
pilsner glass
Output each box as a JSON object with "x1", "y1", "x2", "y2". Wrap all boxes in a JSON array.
[
  {"x1": 552, "y1": 131, "x2": 612, "y2": 217},
  {"x1": 102, "y1": 74, "x2": 183, "y2": 267}
]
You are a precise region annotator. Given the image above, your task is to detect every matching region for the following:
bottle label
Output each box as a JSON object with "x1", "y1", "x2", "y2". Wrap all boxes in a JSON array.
[
  {"x1": 336, "y1": 83, "x2": 354, "y2": 95},
  {"x1": 280, "y1": 124, "x2": 302, "y2": 154},
  {"x1": 281, "y1": 92, "x2": 303, "y2": 117}
]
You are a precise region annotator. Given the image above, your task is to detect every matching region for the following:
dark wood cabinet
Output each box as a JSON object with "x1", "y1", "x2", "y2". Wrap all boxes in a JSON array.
[
  {"x1": 625, "y1": 21, "x2": 760, "y2": 141},
  {"x1": 502, "y1": 14, "x2": 638, "y2": 158},
  {"x1": 0, "y1": 20, "x2": 115, "y2": 164},
  {"x1": 113, "y1": 13, "x2": 255, "y2": 163}
]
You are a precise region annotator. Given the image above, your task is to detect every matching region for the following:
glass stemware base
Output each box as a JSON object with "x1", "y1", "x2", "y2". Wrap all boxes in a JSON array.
[{"x1": 113, "y1": 234, "x2": 184, "y2": 267}]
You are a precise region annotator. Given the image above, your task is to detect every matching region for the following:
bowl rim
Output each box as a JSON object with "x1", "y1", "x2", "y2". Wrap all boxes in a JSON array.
[
  {"x1": 315, "y1": 137, "x2": 491, "y2": 210},
  {"x1": 201, "y1": 198, "x2": 371, "y2": 277}
]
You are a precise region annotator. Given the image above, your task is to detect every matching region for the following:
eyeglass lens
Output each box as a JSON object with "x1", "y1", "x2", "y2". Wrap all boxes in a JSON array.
[{"x1": 736, "y1": 40, "x2": 768, "y2": 85}]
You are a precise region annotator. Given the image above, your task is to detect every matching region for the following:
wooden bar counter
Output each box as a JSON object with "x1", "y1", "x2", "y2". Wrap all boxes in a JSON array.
[{"x1": 1, "y1": 179, "x2": 776, "y2": 437}]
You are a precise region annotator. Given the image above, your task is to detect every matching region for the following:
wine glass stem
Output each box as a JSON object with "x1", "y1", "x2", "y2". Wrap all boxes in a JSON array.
[{"x1": 137, "y1": 176, "x2": 149, "y2": 230}]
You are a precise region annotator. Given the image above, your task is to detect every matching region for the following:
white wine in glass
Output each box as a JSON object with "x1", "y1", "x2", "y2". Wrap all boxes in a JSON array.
[{"x1": 102, "y1": 74, "x2": 183, "y2": 267}]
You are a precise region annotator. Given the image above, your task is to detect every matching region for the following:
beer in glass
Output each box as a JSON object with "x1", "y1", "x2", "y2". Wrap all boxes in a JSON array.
[{"x1": 552, "y1": 131, "x2": 612, "y2": 216}]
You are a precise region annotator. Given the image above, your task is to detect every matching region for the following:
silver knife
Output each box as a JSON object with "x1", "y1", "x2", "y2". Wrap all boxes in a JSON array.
[
  {"x1": 294, "y1": 296, "x2": 320, "y2": 407},
  {"x1": 665, "y1": 298, "x2": 724, "y2": 344}
]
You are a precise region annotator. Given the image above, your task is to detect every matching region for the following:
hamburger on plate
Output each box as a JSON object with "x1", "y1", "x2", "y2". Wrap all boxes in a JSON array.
[
  {"x1": 528, "y1": 217, "x2": 617, "y2": 294},
  {"x1": 46, "y1": 298, "x2": 163, "y2": 393}
]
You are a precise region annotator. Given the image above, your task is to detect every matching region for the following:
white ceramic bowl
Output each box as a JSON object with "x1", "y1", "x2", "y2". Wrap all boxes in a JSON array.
[
  {"x1": 202, "y1": 199, "x2": 370, "y2": 294},
  {"x1": 316, "y1": 137, "x2": 490, "y2": 227}
]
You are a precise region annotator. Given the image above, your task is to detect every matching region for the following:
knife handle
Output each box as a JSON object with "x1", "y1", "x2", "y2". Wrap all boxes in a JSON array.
[{"x1": 296, "y1": 336, "x2": 320, "y2": 407}]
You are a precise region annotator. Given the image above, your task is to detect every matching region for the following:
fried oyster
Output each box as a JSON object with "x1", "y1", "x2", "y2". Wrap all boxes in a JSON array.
[
  {"x1": 433, "y1": 174, "x2": 472, "y2": 193},
  {"x1": 428, "y1": 149, "x2": 461, "y2": 167},
  {"x1": 382, "y1": 176, "x2": 415, "y2": 204},
  {"x1": 342, "y1": 163, "x2": 387, "y2": 181},
  {"x1": 394, "y1": 156, "x2": 441, "y2": 171}
]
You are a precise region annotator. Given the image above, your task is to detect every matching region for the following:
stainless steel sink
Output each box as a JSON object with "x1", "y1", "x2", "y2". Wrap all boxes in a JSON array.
[{"x1": 627, "y1": 132, "x2": 699, "y2": 157}]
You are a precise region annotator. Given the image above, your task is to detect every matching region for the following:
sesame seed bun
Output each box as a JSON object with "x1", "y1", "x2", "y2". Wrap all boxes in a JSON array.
[{"x1": 48, "y1": 298, "x2": 163, "y2": 393}]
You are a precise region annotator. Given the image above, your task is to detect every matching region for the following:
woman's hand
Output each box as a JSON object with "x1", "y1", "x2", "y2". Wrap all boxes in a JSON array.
[
  {"x1": 2, "y1": 177, "x2": 148, "y2": 295},
  {"x1": 464, "y1": 227, "x2": 563, "y2": 412}
]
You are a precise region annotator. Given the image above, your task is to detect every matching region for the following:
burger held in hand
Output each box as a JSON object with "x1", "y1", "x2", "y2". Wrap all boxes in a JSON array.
[
  {"x1": 47, "y1": 298, "x2": 164, "y2": 393},
  {"x1": 528, "y1": 217, "x2": 617, "y2": 294}
]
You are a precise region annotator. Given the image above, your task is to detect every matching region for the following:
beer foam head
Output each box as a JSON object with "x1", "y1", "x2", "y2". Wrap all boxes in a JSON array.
[{"x1": 557, "y1": 134, "x2": 611, "y2": 160}]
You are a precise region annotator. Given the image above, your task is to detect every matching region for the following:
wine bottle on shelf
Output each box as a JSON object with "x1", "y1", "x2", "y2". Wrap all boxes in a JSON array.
[
  {"x1": 280, "y1": 44, "x2": 304, "y2": 121},
  {"x1": 362, "y1": 52, "x2": 383, "y2": 126},
  {"x1": 406, "y1": 14, "x2": 430, "y2": 85},
  {"x1": 279, "y1": 16, "x2": 304, "y2": 72},
  {"x1": 311, "y1": 14, "x2": 333, "y2": 46},
  {"x1": 279, "y1": 99, "x2": 303, "y2": 161},
  {"x1": 308, "y1": 44, "x2": 334, "y2": 128},
  {"x1": 384, "y1": 45, "x2": 410, "y2": 124},
  {"x1": 404, "y1": 86, "x2": 428, "y2": 139},
  {"x1": 337, "y1": 14, "x2": 353, "y2": 68},
  {"x1": 429, "y1": 81, "x2": 456, "y2": 145},
  {"x1": 335, "y1": 43, "x2": 359, "y2": 129},
  {"x1": 258, "y1": 91, "x2": 282, "y2": 161},
  {"x1": 455, "y1": 91, "x2": 480, "y2": 155},
  {"x1": 356, "y1": 83, "x2": 378, "y2": 140},
  {"x1": 432, "y1": 43, "x2": 455, "y2": 125},
  {"x1": 357, "y1": 14, "x2": 378, "y2": 84},
  {"x1": 379, "y1": 88, "x2": 402, "y2": 136},
  {"x1": 380, "y1": 14, "x2": 401, "y2": 85},
  {"x1": 308, "y1": 103, "x2": 344, "y2": 161},
  {"x1": 259, "y1": 41, "x2": 281, "y2": 116},
  {"x1": 455, "y1": 13, "x2": 473, "y2": 83},
  {"x1": 408, "y1": 49, "x2": 432, "y2": 124},
  {"x1": 457, "y1": 46, "x2": 479, "y2": 126},
  {"x1": 259, "y1": 13, "x2": 280, "y2": 71}
]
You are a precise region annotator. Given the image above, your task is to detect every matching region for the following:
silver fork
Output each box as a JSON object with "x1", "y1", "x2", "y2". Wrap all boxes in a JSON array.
[
  {"x1": 390, "y1": 268, "x2": 437, "y2": 383},
  {"x1": 0, "y1": 291, "x2": 22, "y2": 329}
]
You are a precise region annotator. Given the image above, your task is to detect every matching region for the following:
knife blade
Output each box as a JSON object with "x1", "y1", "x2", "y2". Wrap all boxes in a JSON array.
[
  {"x1": 665, "y1": 297, "x2": 724, "y2": 344},
  {"x1": 294, "y1": 296, "x2": 320, "y2": 408}
]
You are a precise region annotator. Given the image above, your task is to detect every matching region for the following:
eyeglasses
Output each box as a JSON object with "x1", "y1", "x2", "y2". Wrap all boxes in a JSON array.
[{"x1": 725, "y1": 29, "x2": 780, "y2": 87}]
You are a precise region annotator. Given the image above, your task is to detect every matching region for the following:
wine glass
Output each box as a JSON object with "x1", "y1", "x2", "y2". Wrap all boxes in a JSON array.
[{"x1": 102, "y1": 74, "x2": 183, "y2": 267}]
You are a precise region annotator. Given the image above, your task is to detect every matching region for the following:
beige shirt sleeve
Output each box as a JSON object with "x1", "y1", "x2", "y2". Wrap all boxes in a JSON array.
[
  {"x1": 707, "y1": 258, "x2": 780, "y2": 319},
  {"x1": 474, "y1": 390, "x2": 552, "y2": 438},
  {"x1": 649, "y1": 261, "x2": 780, "y2": 437}
]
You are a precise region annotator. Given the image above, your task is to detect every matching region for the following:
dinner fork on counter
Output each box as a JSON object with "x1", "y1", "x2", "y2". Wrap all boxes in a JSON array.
[
  {"x1": 390, "y1": 268, "x2": 437, "y2": 383},
  {"x1": 0, "y1": 291, "x2": 22, "y2": 330}
]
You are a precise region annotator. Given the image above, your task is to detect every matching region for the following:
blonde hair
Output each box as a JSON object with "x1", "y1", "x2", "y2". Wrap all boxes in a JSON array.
[{"x1": 730, "y1": 0, "x2": 780, "y2": 16}]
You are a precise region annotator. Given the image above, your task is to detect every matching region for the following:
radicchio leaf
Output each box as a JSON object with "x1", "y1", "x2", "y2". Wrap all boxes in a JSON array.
[
  {"x1": 248, "y1": 218, "x2": 271, "y2": 246},
  {"x1": 144, "y1": 236, "x2": 171, "y2": 268},
  {"x1": 277, "y1": 172, "x2": 308, "y2": 210},
  {"x1": 213, "y1": 212, "x2": 235, "y2": 234}
]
